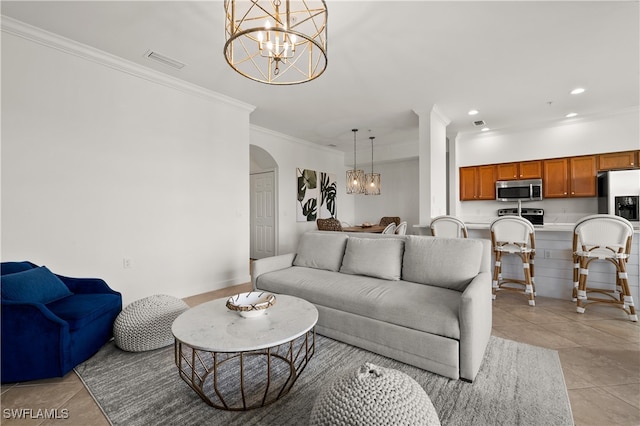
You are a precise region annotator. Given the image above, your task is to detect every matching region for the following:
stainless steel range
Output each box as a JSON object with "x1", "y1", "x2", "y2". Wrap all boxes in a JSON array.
[{"x1": 497, "y1": 208, "x2": 544, "y2": 225}]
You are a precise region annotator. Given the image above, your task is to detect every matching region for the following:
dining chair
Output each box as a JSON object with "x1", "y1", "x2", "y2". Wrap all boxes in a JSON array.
[
  {"x1": 381, "y1": 223, "x2": 397, "y2": 234},
  {"x1": 573, "y1": 214, "x2": 636, "y2": 321},
  {"x1": 380, "y1": 217, "x2": 401, "y2": 227},
  {"x1": 429, "y1": 216, "x2": 468, "y2": 238},
  {"x1": 395, "y1": 221, "x2": 407, "y2": 235},
  {"x1": 316, "y1": 218, "x2": 343, "y2": 232}
]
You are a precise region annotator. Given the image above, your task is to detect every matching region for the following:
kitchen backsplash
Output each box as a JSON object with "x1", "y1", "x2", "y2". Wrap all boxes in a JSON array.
[{"x1": 457, "y1": 197, "x2": 598, "y2": 224}]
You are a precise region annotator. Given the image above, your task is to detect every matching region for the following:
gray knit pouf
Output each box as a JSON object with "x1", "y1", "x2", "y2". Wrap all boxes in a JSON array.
[
  {"x1": 310, "y1": 363, "x2": 441, "y2": 426},
  {"x1": 113, "y1": 294, "x2": 189, "y2": 352}
]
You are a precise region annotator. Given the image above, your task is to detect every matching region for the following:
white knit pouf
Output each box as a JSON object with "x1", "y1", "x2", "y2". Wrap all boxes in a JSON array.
[
  {"x1": 310, "y1": 363, "x2": 441, "y2": 426},
  {"x1": 113, "y1": 294, "x2": 189, "y2": 352}
]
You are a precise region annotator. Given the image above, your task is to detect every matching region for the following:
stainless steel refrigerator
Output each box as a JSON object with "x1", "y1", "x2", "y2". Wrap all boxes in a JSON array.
[{"x1": 597, "y1": 169, "x2": 640, "y2": 223}]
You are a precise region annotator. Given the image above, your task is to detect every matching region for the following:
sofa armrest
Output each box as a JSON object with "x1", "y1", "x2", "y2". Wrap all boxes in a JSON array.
[
  {"x1": 1, "y1": 300, "x2": 68, "y2": 326},
  {"x1": 252, "y1": 253, "x2": 296, "y2": 290},
  {"x1": 458, "y1": 271, "x2": 493, "y2": 381},
  {"x1": 56, "y1": 275, "x2": 120, "y2": 296},
  {"x1": 1, "y1": 300, "x2": 72, "y2": 381}
]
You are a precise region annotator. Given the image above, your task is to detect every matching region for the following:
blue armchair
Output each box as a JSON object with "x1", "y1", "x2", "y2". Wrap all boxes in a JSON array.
[{"x1": 1, "y1": 261, "x2": 122, "y2": 383}]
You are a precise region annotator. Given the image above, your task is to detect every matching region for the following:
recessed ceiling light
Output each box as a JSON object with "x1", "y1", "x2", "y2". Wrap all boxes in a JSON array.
[
  {"x1": 570, "y1": 88, "x2": 585, "y2": 95},
  {"x1": 468, "y1": 109, "x2": 479, "y2": 116},
  {"x1": 565, "y1": 112, "x2": 578, "y2": 118},
  {"x1": 481, "y1": 127, "x2": 490, "y2": 132}
]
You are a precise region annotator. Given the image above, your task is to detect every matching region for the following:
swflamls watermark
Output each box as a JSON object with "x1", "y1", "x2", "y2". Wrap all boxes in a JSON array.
[{"x1": 3, "y1": 408, "x2": 69, "y2": 420}]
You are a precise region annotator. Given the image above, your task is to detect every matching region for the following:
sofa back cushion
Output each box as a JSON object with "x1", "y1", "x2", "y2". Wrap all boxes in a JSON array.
[
  {"x1": 1, "y1": 266, "x2": 73, "y2": 304},
  {"x1": 1, "y1": 261, "x2": 35, "y2": 276},
  {"x1": 402, "y1": 235, "x2": 483, "y2": 291},
  {"x1": 293, "y1": 232, "x2": 349, "y2": 272},
  {"x1": 340, "y1": 237, "x2": 404, "y2": 280}
]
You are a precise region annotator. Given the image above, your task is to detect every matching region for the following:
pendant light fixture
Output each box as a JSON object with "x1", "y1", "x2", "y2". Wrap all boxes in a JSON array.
[
  {"x1": 346, "y1": 129, "x2": 365, "y2": 194},
  {"x1": 224, "y1": 0, "x2": 328, "y2": 85},
  {"x1": 365, "y1": 136, "x2": 381, "y2": 195}
]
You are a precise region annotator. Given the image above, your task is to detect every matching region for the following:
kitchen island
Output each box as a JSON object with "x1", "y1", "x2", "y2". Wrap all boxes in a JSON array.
[{"x1": 415, "y1": 222, "x2": 640, "y2": 305}]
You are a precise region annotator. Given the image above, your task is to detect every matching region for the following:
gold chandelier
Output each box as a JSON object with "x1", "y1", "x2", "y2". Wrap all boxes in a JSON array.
[
  {"x1": 346, "y1": 129, "x2": 365, "y2": 194},
  {"x1": 224, "y1": 0, "x2": 328, "y2": 85},
  {"x1": 365, "y1": 136, "x2": 381, "y2": 195}
]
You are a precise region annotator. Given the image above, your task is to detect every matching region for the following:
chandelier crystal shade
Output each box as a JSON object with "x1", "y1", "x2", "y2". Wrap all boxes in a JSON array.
[
  {"x1": 346, "y1": 129, "x2": 365, "y2": 194},
  {"x1": 224, "y1": 0, "x2": 328, "y2": 85},
  {"x1": 365, "y1": 136, "x2": 381, "y2": 195}
]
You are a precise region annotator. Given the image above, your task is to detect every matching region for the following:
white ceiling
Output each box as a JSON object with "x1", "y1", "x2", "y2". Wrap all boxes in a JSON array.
[{"x1": 2, "y1": 1, "x2": 638, "y2": 151}]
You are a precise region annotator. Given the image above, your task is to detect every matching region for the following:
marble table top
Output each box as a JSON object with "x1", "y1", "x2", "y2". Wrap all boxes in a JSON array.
[{"x1": 172, "y1": 294, "x2": 318, "y2": 352}]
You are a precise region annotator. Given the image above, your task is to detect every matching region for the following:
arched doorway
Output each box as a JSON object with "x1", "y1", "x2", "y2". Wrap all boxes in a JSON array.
[{"x1": 250, "y1": 145, "x2": 278, "y2": 259}]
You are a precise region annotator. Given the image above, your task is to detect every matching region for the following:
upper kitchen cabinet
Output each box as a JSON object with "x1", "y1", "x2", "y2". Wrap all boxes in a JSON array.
[
  {"x1": 543, "y1": 156, "x2": 597, "y2": 198},
  {"x1": 496, "y1": 161, "x2": 542, "y2": 180},
  {"x1": 597, "y1": 151, "x2": 639, "y2": 171},
  {"x1": 570, "y1": 156, "x2": 597, "y2": 197},
  {"x1": 543, "y1": 158, "x2": 569, "y2": 198},
  {"x1": 460, "y1": 165, "x2": 496, "y2": 200}
]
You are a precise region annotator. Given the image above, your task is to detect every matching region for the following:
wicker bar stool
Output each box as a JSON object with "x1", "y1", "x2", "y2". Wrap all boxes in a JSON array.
[
  {"x1": 429, "y1": 215, "x2": 468, "y2": 238},
  {"x1": 573, "y1": 214, "x2": 637, "y2": 321},
  {"x1": 490, "y1": 216, "x2": 536, "y2": 306}
]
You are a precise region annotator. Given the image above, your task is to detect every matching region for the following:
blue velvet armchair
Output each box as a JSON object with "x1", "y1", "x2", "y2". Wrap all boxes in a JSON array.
[{"x1": 1, "y1": 261, "x2": 122, "y2": 383}]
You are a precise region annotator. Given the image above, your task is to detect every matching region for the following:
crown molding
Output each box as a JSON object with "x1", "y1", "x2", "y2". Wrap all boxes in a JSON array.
[
  {"x1": 250, "y1": 124, "x2": 344, "y2": 156},
  {"x1": 1, "y1": 15, "x2": 256, "y2": 113}
]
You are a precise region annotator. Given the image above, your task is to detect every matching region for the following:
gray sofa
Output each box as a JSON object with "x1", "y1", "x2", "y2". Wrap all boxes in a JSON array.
[{"x1": 252, "y1": 231, "x2": 492, "y2": 381}]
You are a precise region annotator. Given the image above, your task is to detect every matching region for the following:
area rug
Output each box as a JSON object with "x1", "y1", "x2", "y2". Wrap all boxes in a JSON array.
[{"x1": 75, "y1": 335, "x2": 573, "y2": 425}]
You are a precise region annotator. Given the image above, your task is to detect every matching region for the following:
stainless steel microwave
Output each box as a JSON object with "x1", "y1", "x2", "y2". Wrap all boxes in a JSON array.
[{"x1": 496, "y1": 179, "x2": 543, "y2": 201}]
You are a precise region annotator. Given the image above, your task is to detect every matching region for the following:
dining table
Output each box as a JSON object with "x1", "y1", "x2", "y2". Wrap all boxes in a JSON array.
[{"x1": 342, "y1": 224, "x2": 386, "y2": 233}]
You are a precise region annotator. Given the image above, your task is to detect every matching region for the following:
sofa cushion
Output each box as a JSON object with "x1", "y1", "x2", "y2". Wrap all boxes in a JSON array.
[
  {"x1": 256, "y1": 266, "x2": 461, "y2": 339},
  {"x1": 1, "y1": 266, "x2": 73, "y2": 304},
  {"x1": 402, "y1": 236, "x2": 483, "y2": 291},
  {"x1": 293, "y1": 232, "x2": 349, "y2": 272},
  {"x1": 340, "y1": 237, "x2": 404, "y2": 280}
]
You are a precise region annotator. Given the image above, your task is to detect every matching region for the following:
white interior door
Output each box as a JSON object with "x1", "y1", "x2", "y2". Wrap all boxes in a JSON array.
[{"x1": 250, "y1": 171, "x2": 276, "y2": 259}]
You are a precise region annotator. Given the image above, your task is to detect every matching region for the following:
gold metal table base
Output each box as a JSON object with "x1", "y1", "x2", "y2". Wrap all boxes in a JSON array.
[{"x1": 175, "y1": 329, "x2": 315, "y2": 411}]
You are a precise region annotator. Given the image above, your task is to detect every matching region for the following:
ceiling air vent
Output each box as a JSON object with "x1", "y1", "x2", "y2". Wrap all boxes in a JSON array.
[
  {"x1": 472, "y1": 120, "x2": 486, "y2": 127},
  {"x1": 144, "y1": 50, "x2": 185, "y2": 70}
]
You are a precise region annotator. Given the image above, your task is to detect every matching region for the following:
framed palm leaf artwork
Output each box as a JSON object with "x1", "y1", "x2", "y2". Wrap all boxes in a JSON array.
[
  {"x1": 296, "y1": 168, "x2": 318, "y2": 222},
  {"x1": 296, "y1": 169, "x2": 338, "y2": 222},
  {"x1": 318, "y1": 172, "x2": 337, "y2": 219}
]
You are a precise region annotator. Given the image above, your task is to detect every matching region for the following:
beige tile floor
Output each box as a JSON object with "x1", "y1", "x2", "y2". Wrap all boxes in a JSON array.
[{"x1": 2, "y1": 283, "x2": 639, "y2": 425}]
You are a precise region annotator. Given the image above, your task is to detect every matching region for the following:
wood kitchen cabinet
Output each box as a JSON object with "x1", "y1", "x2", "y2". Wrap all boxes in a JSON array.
[
  {"x1": 597, "y1": 151, "x2": 638, "y2": 171},
  {"x1": 460, "y1": 165, "x2": 495, "y2": 200},
  {"x1": 570, "y1": 156, "x2": 597, "y2": 197},
  {"x1": 543, "y1": 156, "x2": 596, "y2": 198},
  {"x1": 496, "y1": 161, "x2": 542, "y2": 180}
]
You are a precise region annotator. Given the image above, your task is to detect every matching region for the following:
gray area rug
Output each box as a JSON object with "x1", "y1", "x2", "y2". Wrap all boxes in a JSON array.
[{"x1": 75, "y1": 335, "x2": 573, "y2": 425}]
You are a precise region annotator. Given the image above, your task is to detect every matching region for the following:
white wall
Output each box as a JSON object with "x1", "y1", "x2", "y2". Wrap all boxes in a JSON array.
[
  {"x1": 250, "y1": 126, "x2": 350, "y2": 254},
  {"x1": 354, "y1": 159, "x2": 420, "y2": 233},
  {"x1": 452, "y1": 109, "x2": 640, "y2": 220},
  {"x1": 2, "y1": 28, "x2": 254, "y2": 306}
]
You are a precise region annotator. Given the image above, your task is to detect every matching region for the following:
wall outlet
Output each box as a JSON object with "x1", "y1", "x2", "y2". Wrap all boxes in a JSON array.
[
  {"x1": 123, "y1": 258, "x2": 132, "y2": 269},
  {"x1": 544, "y1": 250, "x2": 552, "y2": 259}
]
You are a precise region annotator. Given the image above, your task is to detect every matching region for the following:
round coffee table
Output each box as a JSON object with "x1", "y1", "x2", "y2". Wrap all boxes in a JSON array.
[{"x1": 172, "y1": 294, "x2": 318, "y2": 411}]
